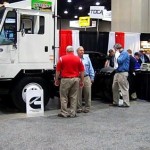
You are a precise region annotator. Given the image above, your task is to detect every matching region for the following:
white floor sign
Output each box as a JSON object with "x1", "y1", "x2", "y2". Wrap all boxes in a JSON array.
[{"x1": 26, "y1": 89, "x2": 44, "y2": 117}]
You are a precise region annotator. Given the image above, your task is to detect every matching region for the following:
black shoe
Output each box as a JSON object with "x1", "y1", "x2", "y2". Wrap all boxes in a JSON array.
[
  {"x1": 109, "y1": 104, "x2": 118, "y2": 107},
  {"x1": 58, "y1": 113, "x2": 69, "y2": 118},
  {"x1": 77, "y1": 109, "x2": 82, "y2": 113},
  {"x1": 118, "y1": 104, "x2": 130, "y2": 108},
  {"x1": 83, "y1": 109, "x2": 89, "y2": 113},
  {"x1": 131, "y1": 98, "x2": 137, "y2": 101},
  {"x1": 70, "y1": 114, "x2": 78, "y2": 118}
]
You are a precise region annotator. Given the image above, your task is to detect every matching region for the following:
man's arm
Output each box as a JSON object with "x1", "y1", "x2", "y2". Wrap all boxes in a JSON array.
[
  {"x1": 89, "y1": 58, "x2": 95, "y2": 81},
  {"x1": 54, "y1": 71, "x2": 60, "y2": 86},
  {"x1": 104, "y1": 60, "x2": 109, "y2": 67},
  {"x1": 80, "y1": 71, "x2": 84, "y2": 88},
  {"x1": 54, "y1": 59, "x2": 61, "y2": 86}
]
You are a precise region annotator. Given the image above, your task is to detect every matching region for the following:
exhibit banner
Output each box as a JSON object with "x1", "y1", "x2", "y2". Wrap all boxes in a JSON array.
[{"x1": 32, "y1": 0, "x2": 52, "y2": 12}]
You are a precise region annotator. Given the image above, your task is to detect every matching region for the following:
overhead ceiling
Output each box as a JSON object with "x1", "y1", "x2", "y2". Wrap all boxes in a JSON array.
[
  {"x1": 1, "y1": 0, "x2": 111, "y2": 19},
  {"x1": 58, "y1": 0, "x2": 111, "y2": 19}
]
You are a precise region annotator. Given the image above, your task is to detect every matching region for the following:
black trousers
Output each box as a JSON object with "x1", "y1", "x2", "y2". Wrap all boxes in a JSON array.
[{"x1": 128, "y1": 72, "x2": 136, "y2": 97}]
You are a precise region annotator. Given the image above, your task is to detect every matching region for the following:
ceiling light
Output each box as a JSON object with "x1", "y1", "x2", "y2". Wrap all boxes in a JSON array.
[
  {"x1": 67, "y1": 0, "x2": 72, "y2": 3},
  {"x1": 96, "y1": 2, "x2": 100, "y2": 6},
  {"x1": 78, "y1": 6, "x2": 83, "y2": 10},
  {"x1": 64, "y1": 10, "x2": 68, "y2": 14},
  {"x1": 74, "y1": 15, "x2": 78, "y2": 18}
]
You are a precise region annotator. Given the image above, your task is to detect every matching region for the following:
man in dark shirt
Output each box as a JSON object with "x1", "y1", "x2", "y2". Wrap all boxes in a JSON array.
[
  {"x1": 105, "y1": 49, "x2": 115, "y2": 68},
  {"x1": 127, "y1": 49, "x2": 137, "y2": 100},
  {"x1": 139, "y1": 50, "x2": 150, "y2": 64},
  {"x1": 134, "y1": 52, "x2": 141, "y2": 70}
]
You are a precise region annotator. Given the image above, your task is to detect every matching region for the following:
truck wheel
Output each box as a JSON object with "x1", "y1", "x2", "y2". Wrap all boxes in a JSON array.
[{"x1": 11, "y1": 77, "x2": 50, "y2": 112}]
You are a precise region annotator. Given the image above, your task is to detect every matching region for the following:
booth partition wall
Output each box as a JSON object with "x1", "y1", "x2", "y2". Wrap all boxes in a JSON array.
[{"x1": 59, "y1": 30, "x2": 141, "y2": 57}]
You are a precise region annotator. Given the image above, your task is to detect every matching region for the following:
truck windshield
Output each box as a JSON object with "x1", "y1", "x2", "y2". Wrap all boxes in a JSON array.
[
  {"x1": 0, "y1": 10, "x2": 16, "y2": 45},
  {"x1": 0, "y1": 7, "x2": 5, "y2": 24}
]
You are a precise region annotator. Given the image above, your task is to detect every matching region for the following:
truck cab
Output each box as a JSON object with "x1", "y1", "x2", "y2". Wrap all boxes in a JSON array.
[{"x1": 0, "y1": 0, "x2": 58, "y2": 111}]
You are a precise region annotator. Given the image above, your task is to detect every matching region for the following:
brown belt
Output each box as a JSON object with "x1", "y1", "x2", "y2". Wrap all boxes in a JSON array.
[
  {"x1": 61, "y1": 77, "x2": 79, "y2": 78},
  {"x1": 84, "y1": 75, "x2": 89, "y2": 77}
]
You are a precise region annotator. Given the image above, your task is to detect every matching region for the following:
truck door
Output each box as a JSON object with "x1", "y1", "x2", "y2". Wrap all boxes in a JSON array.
[
  {"x1": 0, "y1": 10, "x2": 17, "y2": 64},
  {"x1": 18, "y1": 12, "x2": 54, "y2": 63}
]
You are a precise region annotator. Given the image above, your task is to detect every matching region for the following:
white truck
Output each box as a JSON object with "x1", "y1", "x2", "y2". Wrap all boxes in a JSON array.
[{"x1": 0, "y1": 0, "x2": 59, "y2": 111}]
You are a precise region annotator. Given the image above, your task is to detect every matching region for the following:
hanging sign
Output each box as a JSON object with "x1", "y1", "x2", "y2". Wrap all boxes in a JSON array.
[
  {"x1": 32, "y1": 0, "x2": 52, "y2": 12},
  {"x1": 79, "y1": 16, "x2": 90, "y2": 27},
  {"x1": 70, "y1": 20, "x2": 96, "y2": 28},
  {"x1": 102, "y1": 10, "x2": 112, "y2": 21},
  {"x1": 89, "y1": 6, "x2": 104, "y2": 19}
]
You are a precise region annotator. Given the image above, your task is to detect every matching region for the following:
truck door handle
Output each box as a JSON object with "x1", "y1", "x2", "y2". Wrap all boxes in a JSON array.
[
  {"x1": 0, "y1": 48, "x2": 3, "y2": 52},
  {"x1": 45, "y1": 46, "x2": 48, "y2": 52}
]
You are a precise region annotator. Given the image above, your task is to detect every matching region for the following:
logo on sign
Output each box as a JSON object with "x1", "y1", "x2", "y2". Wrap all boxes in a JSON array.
[
  {"x1": 90, "y1": 10, "x2": 103, "y2": 15},
  {"x1": 26, "y1": 90, "x2": 44, "y2": 117},
  {"x1": 89, "y1": 6, "x2": 104, "y2": 19},
  {"x1": 29, "y1": 96, "x2": 41, "y2": 109}
]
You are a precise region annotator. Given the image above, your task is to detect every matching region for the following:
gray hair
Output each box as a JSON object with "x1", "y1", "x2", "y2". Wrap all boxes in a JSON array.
[
  {"x1": 113, "y1": 43, "x2": 122, "y2": 49},
  {"x1": 77, "y1": 46, "x2": 84, "y2": 51},
  {"x1": 66, "y1": 45, "x2": 74, "y2": 52}
]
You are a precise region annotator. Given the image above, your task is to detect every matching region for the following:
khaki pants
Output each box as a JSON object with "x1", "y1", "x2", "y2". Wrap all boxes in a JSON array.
[
  {"x1": 112, "y1": 72, "x2": 130, "y2": 106},
  {"x1": 77, "y1": 76, "x2": 91, "y2": 111},
  {"x1": 59, "y1": 78, "x2": 79, "y2": 117}
]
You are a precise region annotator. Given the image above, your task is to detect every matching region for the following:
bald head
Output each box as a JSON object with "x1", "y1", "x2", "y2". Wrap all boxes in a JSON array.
[{"x1": 66, "y1": 46, "x2": 74, "y2": 52}]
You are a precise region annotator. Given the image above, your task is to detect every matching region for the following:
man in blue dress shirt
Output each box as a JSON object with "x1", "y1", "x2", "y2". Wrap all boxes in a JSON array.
[
  {"x1": 77, "y1": 46, "x2": 95, "y2": 113},
  {"x1": 112, "y1": 43, "x2": 130, "y2": 107}
]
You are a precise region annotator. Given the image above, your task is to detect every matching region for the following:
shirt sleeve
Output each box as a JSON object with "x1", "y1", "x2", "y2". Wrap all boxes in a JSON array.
[
  {"x1": 88, "y1": 57, "x2": 95, "y2": 80},
  {"x1": 56, "y1": 58, "x2": 62, "y2": 71},
  {"x1": 79, "y1": 59, "x2": 85, "y2": 72},
  {"x1": 117, "y1": 51, "x2": 128, "y2": 64}
]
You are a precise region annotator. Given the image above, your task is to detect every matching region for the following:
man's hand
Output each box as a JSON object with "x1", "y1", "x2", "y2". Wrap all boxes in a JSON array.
[
  {"x1": 79, "y1": 81, "x2": 84, "y2": 88},
  {"x1": 54, "y1": 79, "x2": 60, "y2": 86},
  {"x1": 91, "y1": 80, "x2": 94, "y2": 83}
]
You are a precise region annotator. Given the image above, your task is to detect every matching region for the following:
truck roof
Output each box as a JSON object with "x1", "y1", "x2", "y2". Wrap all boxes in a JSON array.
[
  {"x1": 3, "y1": 0, "x2": 55, "y2": 11},
  {"x1": 4, "y1": 0, "x2": 31, "y2": 10}
]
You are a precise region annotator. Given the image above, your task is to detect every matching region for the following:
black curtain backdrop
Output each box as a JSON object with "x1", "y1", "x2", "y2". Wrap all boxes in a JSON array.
[
  {"x1": 97, "y1": 32, "x2": 109, "y2": 55},
  {"x1": 79, "y1": 31, "x2": 109, "y2": 54},
  {"x1": 79, "y1": 31, "x2": 97, "y2": 52}
]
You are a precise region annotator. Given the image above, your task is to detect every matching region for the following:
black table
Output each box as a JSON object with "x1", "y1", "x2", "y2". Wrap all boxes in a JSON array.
[{"x1": 135, "y1": 71, "x2": 150, "y2": 101}]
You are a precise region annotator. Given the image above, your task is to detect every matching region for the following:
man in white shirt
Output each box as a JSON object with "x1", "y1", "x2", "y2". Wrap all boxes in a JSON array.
[{"x1": 114, "y1": 49, "x2": 120, "y2": 69}]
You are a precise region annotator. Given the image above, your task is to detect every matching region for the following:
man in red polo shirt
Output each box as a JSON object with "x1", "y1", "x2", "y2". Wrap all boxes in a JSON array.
[{"x1": 55, "y1": 45, "x2": 84, "y2": 118}]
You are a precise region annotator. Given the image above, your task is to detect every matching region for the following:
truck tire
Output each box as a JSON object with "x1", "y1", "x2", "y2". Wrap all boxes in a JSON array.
[{"x1": 11, "y1": 77, "x2": 50, "y2": 112}]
